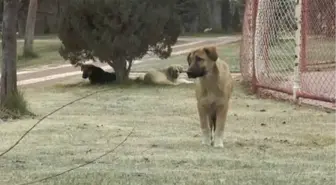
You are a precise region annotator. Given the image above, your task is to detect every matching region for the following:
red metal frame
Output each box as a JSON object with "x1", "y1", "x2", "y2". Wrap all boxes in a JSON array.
[
  {"x1": 249, "y1": 0, "x2": 335, "y2": 104},
  {"x1": 256, "y1": 82, "x2": 335, "y2": 103}
]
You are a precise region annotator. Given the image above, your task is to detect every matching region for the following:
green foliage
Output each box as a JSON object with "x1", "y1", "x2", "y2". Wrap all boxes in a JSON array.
[
  {"x1": 58, "y1": 0, "x2": 181, "y2": 67},
  {"x1": 176, "y1": 0, "x2": 199, "y2": 24}
]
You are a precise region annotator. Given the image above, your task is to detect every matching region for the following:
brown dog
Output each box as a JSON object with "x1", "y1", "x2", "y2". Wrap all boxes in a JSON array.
[{"x1": 186, "y1": 46, "x2": 233, "y2": 148}]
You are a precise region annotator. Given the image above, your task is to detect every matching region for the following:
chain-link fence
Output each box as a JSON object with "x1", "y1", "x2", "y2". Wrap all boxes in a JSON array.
[{"x1": 240, "y1": 0, "x2": 335, "y2": 107}]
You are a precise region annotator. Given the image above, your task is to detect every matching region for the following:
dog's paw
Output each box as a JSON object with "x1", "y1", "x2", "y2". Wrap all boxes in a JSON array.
[
  {"x1": 201, "y1": 137, "x2": 212, "y2": 146},
  {"x1": 214, "y1": 143, "x2": 224, "y2": 148},
  {"x1": 213, "y1": 139, "x2": 224, "y2": 148}
]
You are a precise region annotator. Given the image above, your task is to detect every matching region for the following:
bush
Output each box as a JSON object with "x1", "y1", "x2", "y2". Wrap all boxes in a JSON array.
[{"x1": 58, "y1": 0, "x2": 181, "y2": 83}]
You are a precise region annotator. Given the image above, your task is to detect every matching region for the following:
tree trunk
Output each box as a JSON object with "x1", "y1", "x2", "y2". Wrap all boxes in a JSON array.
[
  {"x1": 18, "y1": 17, "x2": 26, "y2": 38},
  {"x1": 110, "y1": 59, "x2": 130, "y2": 84},
  {"x1": 190, "y1": 17, "x2": 199, "y2": 33},
  {"x1": 221, "y1": 0, "x2": 232, "y2": 33},
  {"x1": 207, "y1": 0, "x2": 222, "y2": 31},
  {"x1": 17, "y1": 10, "x2": 27, "y2": 38},
  {"x1": 17, "y1": 0, "x2": 28, "y2": 38},
  {"x1": 23, "y1": 0, "x2": 38, "y2": 55},
  {"x1": 206, "y1": 1, "x2": 213, "y2": 29},
  {"x1": 211, "y1": 0, "x2": 222, "y2": 31},
  {"x1": 198, "y1": 0, "x2": 211, "y2": 31},
  {"x1": 1, "y1": 0, "x2": 18, "y2": 105}
]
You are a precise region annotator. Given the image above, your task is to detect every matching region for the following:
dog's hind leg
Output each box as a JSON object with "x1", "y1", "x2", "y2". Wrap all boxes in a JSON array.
[{"x1": 208, "y1": 113, "x2": 216, "y2": 146}]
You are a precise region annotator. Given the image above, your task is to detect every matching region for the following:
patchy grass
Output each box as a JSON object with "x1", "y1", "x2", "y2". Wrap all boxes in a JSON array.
[
  {"x1": 180, "y1": 32, "x2": 241, "y2": 37},
  {"x1": 264, "y1": 37, "x2": 335, "y2": 73},
  {"x1": 19, "y1": 50, "x2": 39, "y2": 60},
  {"x1": 306, "y1": 37, "x2": 335, "y2": 63},
  {"x1": 217, "y1": 41, "x2": 241, "y2": 72},
  {"x1": 0, "y1": 39, "x2": 64, "y2": 69},
  {"x1": 132, "y1": 41, "x2": 241, "y2": 73},
  {"x1": 0, "y1": 78, "x2": 334, "y2": 185},
  {"x1": 27, "y1": 34, "x2": 59, "y2": 40}
]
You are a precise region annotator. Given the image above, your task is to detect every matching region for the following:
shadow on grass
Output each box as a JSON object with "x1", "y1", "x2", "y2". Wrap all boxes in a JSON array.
[
  {"x1": 53, "y1": 78, "x2": 195, "y2": 91},
  {"x1": 0, "y1": 90, "x2": 36, "y2": 120},
  {"x1": 17, "y1": 51, "x2": 39, "y2": 61}
]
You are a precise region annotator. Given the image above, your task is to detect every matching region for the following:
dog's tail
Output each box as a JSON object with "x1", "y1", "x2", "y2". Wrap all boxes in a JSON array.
[
  {"x1": 133, "y1": 75, "x2": 145, "y2": 83},
  {"x1": 135, "y1": 76, "x2": 144, "y2": 81}
]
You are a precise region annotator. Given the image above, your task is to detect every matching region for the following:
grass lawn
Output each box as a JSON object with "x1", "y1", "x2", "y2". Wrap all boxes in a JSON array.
[
  {"x1": 0, "y1": 38, "x2": 192, "y2": 70},
  {"x1": 0, "y1": 39, "x2": 64, "y2": 69},
  {"x1": 0, "y1": 77, "x2": 334, "y2": 185},
  {"x1": 132, "y1": 41, "x2": 241, "y2": 73},
  {"x1": 180, "y1": 32, "x2": 241, "y2": 38},
  {"x1": 262, "y1": 37, "x2": 335, "y2": 73}
]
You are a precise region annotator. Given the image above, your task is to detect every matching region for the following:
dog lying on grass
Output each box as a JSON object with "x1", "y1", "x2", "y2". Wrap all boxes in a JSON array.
[
  {"x1": 76, "y1": 63, "x2": 116, "y2": 84},
  {"x1": 136, "y1": 64, "x2": 192, "y2": 85}
]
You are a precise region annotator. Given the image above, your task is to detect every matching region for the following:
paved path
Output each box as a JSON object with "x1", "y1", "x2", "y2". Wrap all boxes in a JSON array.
[{"x1": 15, "y1": 36, "x2": 241, "y2": 88}]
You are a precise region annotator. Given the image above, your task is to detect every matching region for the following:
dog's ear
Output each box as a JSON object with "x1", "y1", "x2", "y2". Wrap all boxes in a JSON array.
[
  {"x1": 172, "y1": 65, "x2": 184, "y2": 73},
  {"x1": 203, "y1": 46, "x2": 218, "y2": 61},
  {"x1": 187, "y1": 53, "x2": 191, "y2": 64},
  {"x1": 177, "y1": 66, "x2": 184, "y2": 73},
  {"x1": 167, "y1": 67, "x2": 174, "y2": 77},
  {"x1": 80, "y1": 64, "x2": 87, "y2": 72},
  {"x1": 168, "y1": 66, "x2": 179, "y2": 79}
]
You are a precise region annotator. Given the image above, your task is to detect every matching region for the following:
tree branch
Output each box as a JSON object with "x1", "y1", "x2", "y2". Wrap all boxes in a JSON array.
[{"x1": 126, "y1": 60, "x2": 133, "y2": 74}]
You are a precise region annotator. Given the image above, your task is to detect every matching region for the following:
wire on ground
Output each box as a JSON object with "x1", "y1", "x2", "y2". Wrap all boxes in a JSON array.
[
  {"x1": 0, "y1": 87, "x2": 112, "y2": 158},
  {"x1": 18, "y1": 127, "x2": 136, "y2": 185}
]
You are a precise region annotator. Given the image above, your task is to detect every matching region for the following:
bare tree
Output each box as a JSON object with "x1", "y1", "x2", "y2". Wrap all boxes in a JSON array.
[
  {"x1": 23, "y1": 0, "x2": 38, "y2": 56},
  {"x1": 17, "y1": 0, "x2": 30, "y2": 37},
  {"x1": 1, "y1": 0, "x2": 19, "y2": 105},
  {"x1": 208, "y1": 0, "x2": 222, "y2": 31}
]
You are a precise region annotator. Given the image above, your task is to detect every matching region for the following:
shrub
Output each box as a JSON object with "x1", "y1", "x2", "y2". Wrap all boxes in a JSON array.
[{"x1": 58, "y1": 0, "x2": 181, "y2": 83}]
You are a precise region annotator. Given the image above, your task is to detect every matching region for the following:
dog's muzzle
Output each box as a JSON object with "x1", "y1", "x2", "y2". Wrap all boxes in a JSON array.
[
  {"x1": 186, "y1": 71, "x2": 197, "y2": 79},
  {"x1": 171, "y1": 73, "x2": 179, "y2": 79},
  {"x1": 186, "y1": 70, "x2": 206, "y2": 79},
  {"x1": 82, "y1": 73, "x2": 88, "y2": 79}
]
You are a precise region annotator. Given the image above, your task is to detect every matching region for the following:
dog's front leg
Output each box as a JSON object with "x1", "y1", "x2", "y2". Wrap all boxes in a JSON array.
[
  {"x1": 213, "y1": 104, "x2": 229, "y2": 148},
  {"x1": 197, "y1": 102, "x2": 211, "y2": 146}
]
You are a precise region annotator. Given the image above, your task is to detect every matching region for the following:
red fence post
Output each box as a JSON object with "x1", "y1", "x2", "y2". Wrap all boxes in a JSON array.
[{"x1": 251, "y1": 0, "x2": 259, "y2": 94}]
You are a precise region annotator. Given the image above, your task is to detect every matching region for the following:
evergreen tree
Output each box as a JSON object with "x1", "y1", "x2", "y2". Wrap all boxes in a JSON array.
[{"x1": 58, "y1": 0, "x2": 181, "y2": 83}]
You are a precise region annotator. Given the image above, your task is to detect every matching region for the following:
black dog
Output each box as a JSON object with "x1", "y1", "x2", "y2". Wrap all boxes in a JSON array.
[{"x1": 79, "y1": 64, "x2": 116, "y2": 84}]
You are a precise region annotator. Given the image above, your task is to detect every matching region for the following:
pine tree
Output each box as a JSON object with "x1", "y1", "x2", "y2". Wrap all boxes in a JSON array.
[{"x1": 58, "y1": 0, "x2": 181, "y2": 83}]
